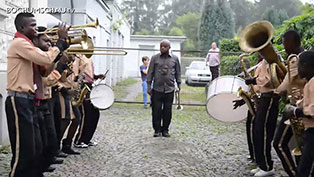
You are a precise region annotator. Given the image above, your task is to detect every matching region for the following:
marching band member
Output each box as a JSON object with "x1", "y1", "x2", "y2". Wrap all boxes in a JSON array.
[
  {"x1": 273, "y1": 30, "x2": 305, "y2": 177},
  {"x1": 284, "y1": 51, "x2": 314, "y2": 177},
  {"x1": 56, "y1": 56, "x2": 81, "y2": 155},
  {"x1": 233, "y1": 56, "x2": 263, "y2": 164},
  {"x1": 74, "y1": 54, "x2": 104, "y2": 148},
  {"x1": 245, "y1": 57, "x2": 281, "y2": 176},
  {"x1": 5, "y1": 13, "x2": 68, "y2": 177},
  {"x1": 32, "y1": 26, "x2": 71, "y2": 172}
]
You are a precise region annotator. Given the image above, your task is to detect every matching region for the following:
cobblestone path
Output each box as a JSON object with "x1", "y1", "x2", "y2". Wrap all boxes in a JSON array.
[{"x1": 0, "y1": 81, "x2": 288, "y2": 177}]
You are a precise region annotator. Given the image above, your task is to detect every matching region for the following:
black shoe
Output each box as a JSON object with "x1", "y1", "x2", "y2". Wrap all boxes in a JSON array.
[
  {"x1": 56, "y1": 151, "x2": 68, "y2": 158},
  {"x1": 162, "y1": 131, "x2": 170, "y2": 137},
  {"x1": 62, "y1": 147, "x2": 81, "y2": 155},
  {"x1": 51, "y1": 157, "x2": 63, "y2": 164},
  {"x1": 44, "y1": 166, "x2": 56, "y2": 173},
  {"x1": 153, "y1": 132, "x2": 161, "y2": 137}
]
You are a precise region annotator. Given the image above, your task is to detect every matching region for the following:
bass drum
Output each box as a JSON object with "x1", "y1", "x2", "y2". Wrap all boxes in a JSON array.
[
  {"x1": 206, "y1": 76, "x2": 250, "y2": 122},
  {"x1": 90, "y1": 84, "x2": 114, "y2": 110}
]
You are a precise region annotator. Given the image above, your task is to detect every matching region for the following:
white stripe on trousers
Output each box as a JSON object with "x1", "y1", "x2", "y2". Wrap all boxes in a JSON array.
[
  {"x1": 263, "y1": 97, "x2": 273, "y2": 171},
  {"x1": 10, "y1": 97, "x2": 20, "y2": 177}
]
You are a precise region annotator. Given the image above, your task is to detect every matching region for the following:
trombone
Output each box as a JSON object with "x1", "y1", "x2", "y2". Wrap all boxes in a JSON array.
[
  {"x1": 66, "y1": 47, "x2": 128, "y2": 57},
  {"x1": 66, "y1": 37, "x2": 127, "y2": 57}
]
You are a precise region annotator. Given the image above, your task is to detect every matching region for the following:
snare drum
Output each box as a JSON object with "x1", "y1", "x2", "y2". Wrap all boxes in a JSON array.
[
  {"x1": 90, "y1": 84, "x2": 114, "y2": 109},
  {"x1": 206, "y1": 76, "x2": 250, "y2": 122}
]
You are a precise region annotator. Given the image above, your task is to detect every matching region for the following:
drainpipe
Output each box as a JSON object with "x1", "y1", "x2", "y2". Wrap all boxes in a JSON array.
[{"x1": 70, "y1": 0, "x2": 74, "y2": 25}]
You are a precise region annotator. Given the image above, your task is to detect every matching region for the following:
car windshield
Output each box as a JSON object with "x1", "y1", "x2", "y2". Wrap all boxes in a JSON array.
[{"x1": 190, "y1": 62, "x2": 207, "y2": 70}]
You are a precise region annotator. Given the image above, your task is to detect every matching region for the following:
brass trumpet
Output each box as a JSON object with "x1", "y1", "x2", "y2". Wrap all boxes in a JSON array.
[{"x1": 38, "y1": 18, "x2": 99, "y2": 35}]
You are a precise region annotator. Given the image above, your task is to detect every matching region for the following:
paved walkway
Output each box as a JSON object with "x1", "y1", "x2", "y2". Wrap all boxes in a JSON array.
[{"x1": 0, "y1": 80, "x2": 287, "y2": 177}]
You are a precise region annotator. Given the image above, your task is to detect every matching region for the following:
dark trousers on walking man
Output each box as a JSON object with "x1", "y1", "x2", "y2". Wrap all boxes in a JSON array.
[
  {"x1": 253, "y1": 92, "x2": 280, "y2": 172},
  {"x1": 210, "y1": 65, "x2": 219, "y2": 81},
  {"x1": 152, "y1": 90, "x2": 174, "y2": 136}
]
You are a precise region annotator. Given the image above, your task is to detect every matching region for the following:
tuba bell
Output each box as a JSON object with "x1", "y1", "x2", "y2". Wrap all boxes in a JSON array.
[{"x1": 239, "y1": 21, "x2": 287, "y2": 88}]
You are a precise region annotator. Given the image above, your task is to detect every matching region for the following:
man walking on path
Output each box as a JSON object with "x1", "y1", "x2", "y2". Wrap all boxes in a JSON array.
[
  {"x1": 206, "y1": 42, "x2": 220, "y2": 81},
  {"x1": 147, "y1": 39, "x2": 181, "y2": 137}
]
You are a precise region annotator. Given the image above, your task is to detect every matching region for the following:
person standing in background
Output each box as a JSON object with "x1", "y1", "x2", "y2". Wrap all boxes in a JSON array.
[
  {"x1": 140, "y1": 56, "x2": 150, "y2": 109},
  {"x1": 206, "y1": 42, "x2": 220, "y2": 81}
]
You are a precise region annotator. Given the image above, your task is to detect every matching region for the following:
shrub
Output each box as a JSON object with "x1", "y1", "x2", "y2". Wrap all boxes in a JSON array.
[{"x1": 219, "y1": 38, "x2": 242, "y2": 56}]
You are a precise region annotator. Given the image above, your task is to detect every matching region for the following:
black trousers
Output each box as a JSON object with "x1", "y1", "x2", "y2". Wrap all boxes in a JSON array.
[
  {"x1": 51, "y1": 88, "x2": 61, "y2": 149},
  {"x1": 210, "y1": 65, "x2": 219, "y2": 81},
  {"x1": 253, "y1": 92, "x2": 280, "y2": 171},
  {"x1": 151, "y1": 90, "x2": 174, "y2": 133},
  {"x1": 297, "y1": 128, "x2": 314, "y2": 177},
  {"x1": 246, "y1": 111, "x2": 255, "y2": 160},
  {"x1": 75, "y1": 99, "x2": 100, "y2": 144},
  {"x1": 273, "y1": 115, "x2": 297, "y2": 177},
  {"x1": 5, "y1": 96, "x2": 42, "y2": 177},
  {"x1": 60, "y1": 105, "x2": 81, "y2": 144},
  {"x1": 37, "y1": 99, "x2": 59, "y2": 170}
]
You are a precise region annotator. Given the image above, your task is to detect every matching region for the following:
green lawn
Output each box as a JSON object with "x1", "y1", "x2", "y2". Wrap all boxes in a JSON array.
[{"x1": 112, "y1": 78, "x2": 138, "y2": 99}]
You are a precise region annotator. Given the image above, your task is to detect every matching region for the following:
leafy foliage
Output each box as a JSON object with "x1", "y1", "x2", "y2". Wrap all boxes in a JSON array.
[
  {"x1": 219, "y1": 38, "x2": 241, "y2": 56},
  {"x1": 274, "y1": 11, "x2": 314, "y2": 49},
  {"x1": 169, "y1": 27, "x2": 185, "y2": 36}
]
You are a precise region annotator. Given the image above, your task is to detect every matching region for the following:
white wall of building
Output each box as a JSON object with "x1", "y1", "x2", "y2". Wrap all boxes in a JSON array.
[{"x1": 127, "y1": 35, "x2": 186, "y2": 77}]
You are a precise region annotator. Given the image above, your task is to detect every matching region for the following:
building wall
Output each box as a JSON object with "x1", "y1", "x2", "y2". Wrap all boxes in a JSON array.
[{"x1": 127, "y1": 35, "x2": 186, "y2": 77}]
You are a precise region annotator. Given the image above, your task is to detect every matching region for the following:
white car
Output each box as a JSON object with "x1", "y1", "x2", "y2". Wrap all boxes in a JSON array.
[{"x1": 185, "y1": 61, "x2": 212, "y2": 86}]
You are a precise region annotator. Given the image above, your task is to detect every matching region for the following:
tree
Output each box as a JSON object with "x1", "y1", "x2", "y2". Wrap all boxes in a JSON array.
[
  {"x1": 176, "y1": 12, "x2": 201, "y2": 50},
  {"x1": 255, "y1": 0, "x2": 302, "y2": 18},
  {"x1": 199, "y1": 0, "x2": 218, "y2": 55},
  {"x1": 121, "y1": 0, "x2": 145, "y2": 34},
  {"x1": 216, "y1": 0, "x2": 235, "y2": 39},
  {"x1": 199, "y1": 0, "x2": 235, "y2": 56},
  {"x1": 262, "y1": 7, "x2": 289, "y2": 26},
  {"x1": 159, "y1": 0, "x2": 203, "y2": 32},
  {"x1": 169, "y1": 27, "x2": 185, "y2": 36},
  {"x1": 121, "y1": 0, "x2": 166, "y2": 34},
  {"x1": 141, "y1": 0, "x2": 162, "y2": 32},
  {"x1": 300, "y1": 3, "x2": 314, "y2": 14},
  {"x1": 229, "y1": 0, "x2": 258, "y2": 31}
]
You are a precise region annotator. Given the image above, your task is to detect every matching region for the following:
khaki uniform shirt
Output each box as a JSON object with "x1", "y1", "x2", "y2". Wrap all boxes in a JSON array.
[
  {"x1": 58, "y1": 59, "x2": 80, "y2": 89},
  {"x1": 77, "y1": 55, "x2": 94, "y2": 83},
  {"x1": 275, "y1": 56, "x2": 306, "y2": 101},
  {"x1": 42, "y1": 69, "x2": 62, "y2": 99},
  {"x1": 253, "y1": 60, "x2": 274, "y2": 93},
  {"x1": 302, "y1": 77, "x2": 314, "y2": 128},
  {"x1": 7, "y1": 37, "x2": 60, "y2": 93}
]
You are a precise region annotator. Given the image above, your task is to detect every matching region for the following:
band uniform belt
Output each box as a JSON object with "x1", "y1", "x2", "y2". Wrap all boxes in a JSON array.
[{"x1": 7, "y1": 91, "x2": 35, "y2": 100}]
